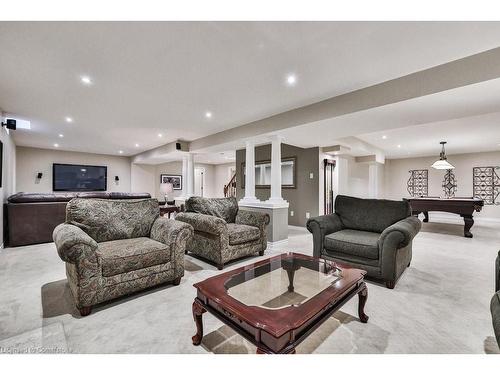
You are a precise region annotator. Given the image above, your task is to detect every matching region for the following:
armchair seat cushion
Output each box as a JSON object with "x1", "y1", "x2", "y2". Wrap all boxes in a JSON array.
[
  {"x1": 324, "y1": 229, "x2": 380, "y2": 260},
  {"x1": 97, "y1": 237, "x2": 170, "y2": 277},
  {"x1": 227, "y1": 223, "x2": 260, "y2": 245}
]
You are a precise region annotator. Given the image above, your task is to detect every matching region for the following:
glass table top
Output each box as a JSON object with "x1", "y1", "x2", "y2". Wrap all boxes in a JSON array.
[{"x1": 225, "y1": 256, "x2": 343, "y2": 310}]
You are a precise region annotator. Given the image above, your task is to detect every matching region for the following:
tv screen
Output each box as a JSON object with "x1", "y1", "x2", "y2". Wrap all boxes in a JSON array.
[{"x1": 53, "y1": 163, "x2": 107, "y2": 191}]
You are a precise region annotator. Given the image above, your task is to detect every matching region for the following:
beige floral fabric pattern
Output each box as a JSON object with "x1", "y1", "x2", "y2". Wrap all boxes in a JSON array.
[
  {"x1": 53, "y1": 223, "x2": 98, "y2": 263},
  {"x1": 185, "y1": 196, "x2": 238, "y2": 223},
  {"x1": 227, "y1": 223, "x2": 260, "y2": 245},
  {"x1": 97, "y1": 237, "x2": 170, "y2": 277},
  {"x1": 53, "y1": 198, "x2": 194, "y2": 310},
  {"x1": 175, "y1": 197, "x2": 269, "y2": 268},
  {"x1": 66, "y1": 198, "x2": 160, "y2": 243}
]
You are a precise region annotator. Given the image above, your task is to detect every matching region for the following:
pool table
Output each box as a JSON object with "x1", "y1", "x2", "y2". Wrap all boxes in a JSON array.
[{"x1": 405, "y1": 197, "x2": 484, "y2": 238}]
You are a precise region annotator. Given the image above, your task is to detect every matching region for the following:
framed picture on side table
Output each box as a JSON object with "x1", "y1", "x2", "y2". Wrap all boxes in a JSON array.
[{"x1": 160, "y1": 174, "x2": 182, "y2": 190}]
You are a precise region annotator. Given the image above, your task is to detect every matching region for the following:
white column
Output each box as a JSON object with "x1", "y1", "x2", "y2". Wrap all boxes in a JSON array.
[
  {"x1": 266, "y1": 135, "x2": 288, "y2": 206},
  {"x1": 176, "y1": 155, "x2": 189, "y2": 200},
  {"x1": 368, "y1": 163, "x2": 378, "y2": 198},
  {"x1": 335, "y1": 156, "x2": 349, "y2": 197},
  {"x1": 187, "y1": 153, "x2": 195, "y2": 197},
  {"x1": 239, "y1": 140, "x2": 259, "y2": 204},
  {"x1": 368, "y1": 162, "x2": 384, "y2": 199}
]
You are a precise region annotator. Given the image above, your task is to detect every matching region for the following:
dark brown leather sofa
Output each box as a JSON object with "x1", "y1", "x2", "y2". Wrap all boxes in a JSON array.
[{"x1": 5, "y1": 192, "x2": 151, "y2": 247}]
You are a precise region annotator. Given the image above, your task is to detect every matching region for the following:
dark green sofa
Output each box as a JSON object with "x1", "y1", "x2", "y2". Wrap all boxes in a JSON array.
[
  {"x1": 492, "y1": 251, "x2": 500, "y2": 347},
  {"x1": 306, "y1": 195, "x2": 421, "y2": 289}
]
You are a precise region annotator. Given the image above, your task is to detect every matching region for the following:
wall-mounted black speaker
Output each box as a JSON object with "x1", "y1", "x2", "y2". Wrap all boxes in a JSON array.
[
  {"x1": 1, "y1": 119, "x2": 16, "y2": 130},
  {"x1": 176, "y1": 142, "x2": 181, "y2": 150},
  {"x1": 115, "y1": 176, "x2": 119, "y2": 182},
  {"x1": 36, "y1": 172, "x2": 43, "y2": 179}
]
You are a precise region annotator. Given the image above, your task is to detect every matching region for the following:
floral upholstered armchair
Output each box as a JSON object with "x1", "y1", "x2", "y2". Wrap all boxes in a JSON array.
[
  {"x1": 175, "y1": 197, "x2": 270, "y2": 270},
  {"x1": 53, "y1": 198, "x2": 193, "y2": 316}
]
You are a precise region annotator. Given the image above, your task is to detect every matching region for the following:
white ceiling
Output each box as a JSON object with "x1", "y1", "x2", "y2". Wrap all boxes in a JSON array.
[
  {"x1": 358, "y1": 111, "x2": 500, "y2": 159},
  {"x1": 275, "y1": 77, "x2": 500, "y2": 157},
  {"x1": 2, "y1": 22, "x2": 500, "y2": 158}
]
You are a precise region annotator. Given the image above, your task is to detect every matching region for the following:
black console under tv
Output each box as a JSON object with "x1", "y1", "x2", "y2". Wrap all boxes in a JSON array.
[{"x1": 53, "y1": 163, "x2": 107, "y2": 191}]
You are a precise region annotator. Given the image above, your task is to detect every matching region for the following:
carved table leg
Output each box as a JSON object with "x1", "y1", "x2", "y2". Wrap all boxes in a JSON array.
[
  {"x1": 358, "y1": 283, "x2": 369, "y2": 323},
  {"x1": 462, "y1": 215, "x2": 474, "y2": 238},
  {"x1": 286, "y1": 268, "x2": 295, "y2": 293},
  {"x1": 423, "y1": 211, "x2": 429, "y2": 223},
  {"x1": 191, "y1": 299, "x2": 206, "y2": 345}
]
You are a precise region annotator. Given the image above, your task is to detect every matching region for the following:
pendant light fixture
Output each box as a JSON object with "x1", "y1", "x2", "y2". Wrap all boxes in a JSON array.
[{"x1": 431, "y1": 141, "x2": 455, "y2": 170}]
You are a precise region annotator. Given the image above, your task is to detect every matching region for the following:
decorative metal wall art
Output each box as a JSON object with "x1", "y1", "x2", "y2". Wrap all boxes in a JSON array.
[
  {"x1": 442, "y1": 170, "x2": 457, "y2": 198},
  {"x1": 473, "y1": 166, "x2": 500, "y2": 205},
  {"x1": 407, "y1": 169, "x2": 428, "y2": 197}
]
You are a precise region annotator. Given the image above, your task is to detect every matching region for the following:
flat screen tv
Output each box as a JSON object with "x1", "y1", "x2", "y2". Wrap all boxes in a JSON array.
[{"x1": 53, "y1": 163, "x2": 107, "y2": 191}]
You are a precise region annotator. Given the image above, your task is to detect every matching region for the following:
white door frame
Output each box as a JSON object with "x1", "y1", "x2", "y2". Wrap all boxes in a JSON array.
[{"x1": 194, "y1": 167, "x2": 205, "y2": 197}]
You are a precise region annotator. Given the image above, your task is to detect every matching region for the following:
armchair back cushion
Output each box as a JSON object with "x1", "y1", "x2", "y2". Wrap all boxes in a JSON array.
[
  {"x1": 185, "y1": 196, "x2": 238, "y2": 223},
  {"x1": 66, "y1": 198, "x2": 160, "y2": 243},
  {"x1": 335, "y1": 195, "x2": 411, "y2": 233}
]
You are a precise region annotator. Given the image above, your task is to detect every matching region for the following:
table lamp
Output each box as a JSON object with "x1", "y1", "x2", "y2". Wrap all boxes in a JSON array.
[{"x1": 160, "y1": 182, "x2": 174, "y2": 205}]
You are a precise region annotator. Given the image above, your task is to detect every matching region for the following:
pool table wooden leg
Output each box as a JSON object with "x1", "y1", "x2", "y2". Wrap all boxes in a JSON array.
[{"x1": 462, "y1": 214, "x2": 474, "y2": 238}]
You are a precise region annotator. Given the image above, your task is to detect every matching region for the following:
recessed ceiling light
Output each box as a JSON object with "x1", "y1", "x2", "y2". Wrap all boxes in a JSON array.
[
  {"x1": 118, "y1": 150, "x2": 124, "y2": 154},
  {"x1": 80, "y1": 76, "x2": 92, "y2": 85},
  {"x1": 205, "y1": 111, "x2": 212, "y2": 119},
  {"x1": 65, "y1": 117, "x2": 73, "y2": 123},
  {"x1": 158, "y1": 133, "x2": 163, "y2": 138},
  {"x1": 397, "y1": 145, "x2": 402, "y2": 148},
  {"x1": 135, "y1": 143, "x2": 139, "y2": 147},
  {"x1": 286, "y1": 74, "x2": 297, "y2": 86},
  {"x1": 58, "y1": 134, "x2": 64, "y2": 138},
  {"x1": 382, "y1": 135, "x2": 387, "y2": 140},
  {"x1": 54, "y1": 143, "x2": 59, "y2": 148}
]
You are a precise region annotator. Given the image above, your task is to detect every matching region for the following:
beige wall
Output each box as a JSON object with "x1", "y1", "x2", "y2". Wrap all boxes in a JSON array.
[
  {"x1": 384, "y1": 150, "x2": 500, "y2": 219},
  {"x1": 0, "y1": 126, "x2": 16, "y2": 247},
  {"x1": 130, "y1": 163, "x2": 156, "y2": 195},
  {"x1": 154, "y1": 161, "x2": 182, "y2": 200},
  {"x1": 130, "y1": 161, "x2": 230, "y2": 200},
  {"x1": 16, "y1": 146, "x2": 132, "y2": 193}
]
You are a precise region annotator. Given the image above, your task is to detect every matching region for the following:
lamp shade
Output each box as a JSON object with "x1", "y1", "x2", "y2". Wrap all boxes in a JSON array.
[
  {"x1": 431, "y1": 141, "x2": 455, "y2": 170},
  {"x1": 431, "y1": 159, "x2": 455, "y2": 170},
  {"x1": 160, "y1": 182, "x2": 173, "y2": 194}
]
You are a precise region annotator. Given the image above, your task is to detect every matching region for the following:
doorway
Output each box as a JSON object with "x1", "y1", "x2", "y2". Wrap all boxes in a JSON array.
[
  {"x1": 324, "y1": 159, "x2": 336, "y2": 215},
  {"x1": 194, "y1": 167, "x2": 205, "y2": 197}
]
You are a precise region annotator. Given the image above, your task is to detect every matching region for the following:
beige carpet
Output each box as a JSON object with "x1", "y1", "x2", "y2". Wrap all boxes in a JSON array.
[{"x1": 0, "y1": 221, "x2": 499, "y2": 354}]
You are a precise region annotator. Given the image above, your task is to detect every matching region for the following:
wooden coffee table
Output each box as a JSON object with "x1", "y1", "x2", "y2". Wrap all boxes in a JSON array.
[{"x1": 191, "y1": 252, "x2": 368, "y2": 354}]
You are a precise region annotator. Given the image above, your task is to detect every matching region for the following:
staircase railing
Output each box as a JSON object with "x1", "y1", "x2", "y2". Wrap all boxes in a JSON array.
[{"x1": 224, "y1": 173, "x2": 237, "y2": 197}]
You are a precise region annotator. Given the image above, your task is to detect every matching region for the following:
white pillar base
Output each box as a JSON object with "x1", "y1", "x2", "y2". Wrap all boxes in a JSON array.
[
  {"x1": 239, "y1": 197, "x2": 261, "y2": 205},
  {"x1": 264, "y1": 197, "x2": 289, "y2": 208}
]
